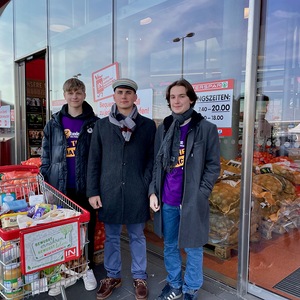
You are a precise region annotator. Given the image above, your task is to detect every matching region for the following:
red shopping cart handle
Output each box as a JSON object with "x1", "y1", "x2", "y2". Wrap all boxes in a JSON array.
[{"x1": 0, "y1": 165, "x2": 39, "y2": 174}]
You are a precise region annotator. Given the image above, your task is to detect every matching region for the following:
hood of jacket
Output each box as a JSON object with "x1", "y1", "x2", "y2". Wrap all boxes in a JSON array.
[{"x1": 52, "y1": 101, "x2": 96, "y2": 123}]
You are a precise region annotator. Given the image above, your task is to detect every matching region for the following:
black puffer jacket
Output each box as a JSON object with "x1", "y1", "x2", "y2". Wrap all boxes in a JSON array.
[{"x1": 40, "y1": 102, "x2": 99, "y2": 195}]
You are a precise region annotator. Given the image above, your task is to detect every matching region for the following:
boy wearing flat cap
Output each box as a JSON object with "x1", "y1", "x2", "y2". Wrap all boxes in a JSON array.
[{"x1": 87, "y1": 78, "x2": 156, "y2": 300}]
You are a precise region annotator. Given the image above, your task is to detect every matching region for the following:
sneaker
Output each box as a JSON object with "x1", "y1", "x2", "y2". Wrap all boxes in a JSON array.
[
  {"x1": 48, "y1": 276, "x2": 77, "y2": 296},
  {"x1": 158, "y1": 283, "x2": 182, "y2": 300},
  {"x1": 83, "y1": 269, "x2": 97, "y2": 291},
  {"x1": 133, "y1": 279, "x2": 148, "y2": 300},
  {"x1": 97, "y1": 277, "x2": 122, "y2": 300}
]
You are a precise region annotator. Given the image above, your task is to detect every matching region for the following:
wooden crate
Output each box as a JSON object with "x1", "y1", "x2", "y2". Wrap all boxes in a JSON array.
[{"x1": 204, "y1": 242, "x2": 238, "y2": 260}]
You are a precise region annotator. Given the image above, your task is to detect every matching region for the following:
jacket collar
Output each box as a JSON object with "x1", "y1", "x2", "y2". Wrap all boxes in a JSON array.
[
  {"x1": 163, "y1": 110, "x2": 204, "y2": 131},
  {"x1": 52, "y1": 102, "x2": 98, "y2": 125}
]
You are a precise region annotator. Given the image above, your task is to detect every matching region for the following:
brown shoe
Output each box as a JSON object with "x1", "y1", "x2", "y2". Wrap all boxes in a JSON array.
[
  {"x1": 97, "y1": 277, "x2": 122, "y2": 300},
  {"x1": 133, "y1": 279, "x2": 148, "y2": 300}
]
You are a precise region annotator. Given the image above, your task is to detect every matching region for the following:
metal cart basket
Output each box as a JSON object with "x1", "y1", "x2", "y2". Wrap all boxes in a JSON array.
[{"x1": 0, "y1": 165, "x2": 90, "y2": 300}]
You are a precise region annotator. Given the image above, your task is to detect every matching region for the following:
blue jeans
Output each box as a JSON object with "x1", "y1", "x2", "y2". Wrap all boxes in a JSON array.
[
  {"x1": 104, "y1": 223, "x2": 147, "y2": 280},
  {"x1": 162, "y1": 203, "x2": 203, "y2": 294}
]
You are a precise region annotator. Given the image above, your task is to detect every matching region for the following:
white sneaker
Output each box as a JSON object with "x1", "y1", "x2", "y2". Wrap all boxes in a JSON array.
[
  {"x1": 82, "y1": 269, "x2": 97, "y2": 291},
  {"x1": 48, "y1": 276, "x2": 77, "y2": 296}
]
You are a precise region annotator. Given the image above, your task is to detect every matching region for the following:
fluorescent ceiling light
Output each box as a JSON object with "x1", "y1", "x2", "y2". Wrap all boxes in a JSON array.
[
  {"x1": 50, "y1": 24, "x2": 71, "y2": 32},
  {"x1": 244, "y1": 7, "x2": 249, "y2": 19},
  {"x1": 140, "y1": 17, "x2": 152, "y2": 25}
]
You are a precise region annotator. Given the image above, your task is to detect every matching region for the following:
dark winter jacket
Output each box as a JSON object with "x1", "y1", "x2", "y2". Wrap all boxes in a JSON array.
[
  {"x1": 40, "y1": 102, "x2": 99, "y2": 195},
  {"x1": 148, "y1": 111, "x2": 220, "y2": 248},
  {"x1": 86, "y1": 114, "x2": 156, "y2": 224}
]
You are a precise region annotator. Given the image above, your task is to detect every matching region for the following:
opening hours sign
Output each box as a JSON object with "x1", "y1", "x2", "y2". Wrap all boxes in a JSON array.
[{"x1": 193, "y1": 79, "x2": 234, "y2": 137}]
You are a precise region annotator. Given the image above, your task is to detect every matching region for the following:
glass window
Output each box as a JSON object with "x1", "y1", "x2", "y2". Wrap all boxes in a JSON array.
[
  {"x1": 0, "y1": 1, "x2": 15, "y2": 165},
  {"x1": 14, "y1": 0, "x2": 47, "y2": 59},
  {"x1": 115, "y1": 0, "x2": 249, "y2": 287},
  {"x1": 249, "y1": 0, "x2": 300, "y2": 299},
  {"x1": 48, "y1": 0, "x2": 112, "y2": 114}
]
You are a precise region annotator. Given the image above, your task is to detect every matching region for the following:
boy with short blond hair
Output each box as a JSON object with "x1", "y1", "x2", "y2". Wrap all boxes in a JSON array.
[{"x1": 41, "y1": 77, "x2": 99, "y2": 296}]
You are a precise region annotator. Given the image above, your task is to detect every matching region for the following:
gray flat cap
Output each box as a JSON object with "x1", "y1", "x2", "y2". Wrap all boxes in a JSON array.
[{"x1": 112, "y1": 78, "x2": 138, "y2": 92}]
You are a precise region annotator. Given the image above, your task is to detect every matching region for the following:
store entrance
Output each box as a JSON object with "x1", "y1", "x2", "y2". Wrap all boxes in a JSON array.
[{"x1": 16, "y1": 51, "x2": 46, "y2": 162}]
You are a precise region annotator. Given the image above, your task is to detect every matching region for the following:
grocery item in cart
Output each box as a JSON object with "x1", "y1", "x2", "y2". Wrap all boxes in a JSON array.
[
  {"x1": 0, "y1": 192, "x2": 16, "y2": 206},
  {"x1": 0, "y1": 203, "x2": 10, "y2": 216},
  {"x1": 21, "y1": 157, "x2": 41, "y2": 167},
  {"x1": 28, "y1": 194, "x2": 44, "y2": 206},
  {"x1": 3, "y1": 262, "x2": 23, "y2": 300},
  {"x1": 17, "y1": 208, "x2": 81, "y2": 229},
  {"x1": 1, "y1": 212, "x2": 28, "y2": 228},
  {"x1": 2, "y1": 199, "x2": 28, "y2": 212},
  {"x1": 0, "y1": 240, "x2": 20, "y2": 264},
  {"x1": 0, "y1": 166, "x2": 40, "y2": 200},
  {"x1": 23, "y1": 271, "x2": 40, "y2": 291}
]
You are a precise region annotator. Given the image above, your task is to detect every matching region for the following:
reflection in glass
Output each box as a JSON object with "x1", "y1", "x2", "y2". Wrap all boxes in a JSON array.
[
  {"x1": 115, "y1": 0, "x2": 249, "y2": 290},
  {"x1": 48, "y1": 0, "x2": 112, "y2": 114},
  {"x1": 249, "y1": 1, "x2": 300, "y2": 299},
  {"x1": 0, "y1": 1, "x2": 15, "y2": 165},
  {"x1": 14, "y1": 0, "x2": 47, "y2": 58}
]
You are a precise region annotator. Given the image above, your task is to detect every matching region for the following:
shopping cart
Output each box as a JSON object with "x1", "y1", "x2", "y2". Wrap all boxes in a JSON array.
[{"x1": 0, "y1": 165, "x2": 90, "y2": 300}]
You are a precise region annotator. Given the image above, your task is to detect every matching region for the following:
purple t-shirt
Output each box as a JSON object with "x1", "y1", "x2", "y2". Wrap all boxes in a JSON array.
[
  {"x1": 62, "y1": 116, "x2": 84, "y2": 189},
  {"x1": 162, "y1": 122, "x2": 189, "y2": 206}
]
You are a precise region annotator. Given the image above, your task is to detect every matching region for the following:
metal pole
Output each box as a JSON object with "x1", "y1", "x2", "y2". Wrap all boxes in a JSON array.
[
  {"x1": 173, "y1": 33, "x2": 195, "y2": 79},
  {"x1": 181, "y1": 37, "x2": 185, "y2": 78},
  {"x1": 237, "y1": 0, "x2": 261, "y2": 297}
]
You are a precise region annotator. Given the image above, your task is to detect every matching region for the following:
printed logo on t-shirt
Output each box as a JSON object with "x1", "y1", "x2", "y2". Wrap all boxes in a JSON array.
[
  {"x1": 64, "y1": 129, "x2": 80, "y2": 158},
  {"x1": 175, "y1": 148, "x2": 185, "y2": 168},
  {"x1": 64, "y1": 129, "x2": 71, "y2": 139},
  {"x1": 64, "y1": 129, "x2": 80, "y2": 139}
]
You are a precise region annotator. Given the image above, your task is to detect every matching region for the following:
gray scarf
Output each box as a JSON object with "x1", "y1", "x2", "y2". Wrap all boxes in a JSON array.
[
  {"x1": 108, "y1": 103, "x2": 138, "y2": 141},
  {"x1": 157, "y1": 107, "x2": 194, "y2": 172}
]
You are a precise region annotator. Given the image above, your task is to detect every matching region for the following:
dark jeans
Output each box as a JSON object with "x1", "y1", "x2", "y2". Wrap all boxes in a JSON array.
[{"x1": 66, "y1": 188, "x2": 96, "y2": 270}]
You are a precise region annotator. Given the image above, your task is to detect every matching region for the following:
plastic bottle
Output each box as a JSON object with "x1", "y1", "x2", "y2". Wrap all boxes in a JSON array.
[{"x1": 2, "y1": 199, "x2": 28, "y2": 212}]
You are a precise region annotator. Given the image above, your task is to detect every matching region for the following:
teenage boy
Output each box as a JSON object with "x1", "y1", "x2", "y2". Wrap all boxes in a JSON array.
[
  {"x1": 149, "y1": 79, "x2": 220, "y2": 300},
  {"x1": 87, "y1": 78, "x2": 156, "y2": 300},
  {"x1": 41, "y1": 77, "x2": 99, "y2": 296}
]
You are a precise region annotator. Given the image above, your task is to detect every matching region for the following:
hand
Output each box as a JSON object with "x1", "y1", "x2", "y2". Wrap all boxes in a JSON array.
[
  {"x1": 89, "y1": 196, "x2": 102, "y2": 209},
  {"x1": 150, "y1": 194, "x2": 160, "y2": 212}
]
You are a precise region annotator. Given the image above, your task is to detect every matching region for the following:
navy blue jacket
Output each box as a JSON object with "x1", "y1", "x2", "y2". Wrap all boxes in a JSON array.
[{"x1": 40, "y1": 102, "x2": 99, "y2": 195}]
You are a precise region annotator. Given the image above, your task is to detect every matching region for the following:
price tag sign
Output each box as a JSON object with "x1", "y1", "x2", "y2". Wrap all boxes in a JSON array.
[{"x1": 193, "y1": 79, "x2": 234, "y2": 136}]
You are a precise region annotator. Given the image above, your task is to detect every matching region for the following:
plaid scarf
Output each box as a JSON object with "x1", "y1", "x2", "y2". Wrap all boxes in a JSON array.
[
  {"x1": 108, "y1": 103, "x2": 138, "y2": 141},
  {"x1": 157, "y1": 107, "x2": 194, "y2": 172}
]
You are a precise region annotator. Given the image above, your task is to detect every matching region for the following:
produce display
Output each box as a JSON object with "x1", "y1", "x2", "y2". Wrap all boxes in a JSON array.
[{"x1": 209, "y1": 153, "x2": 300, "y2": 247}]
